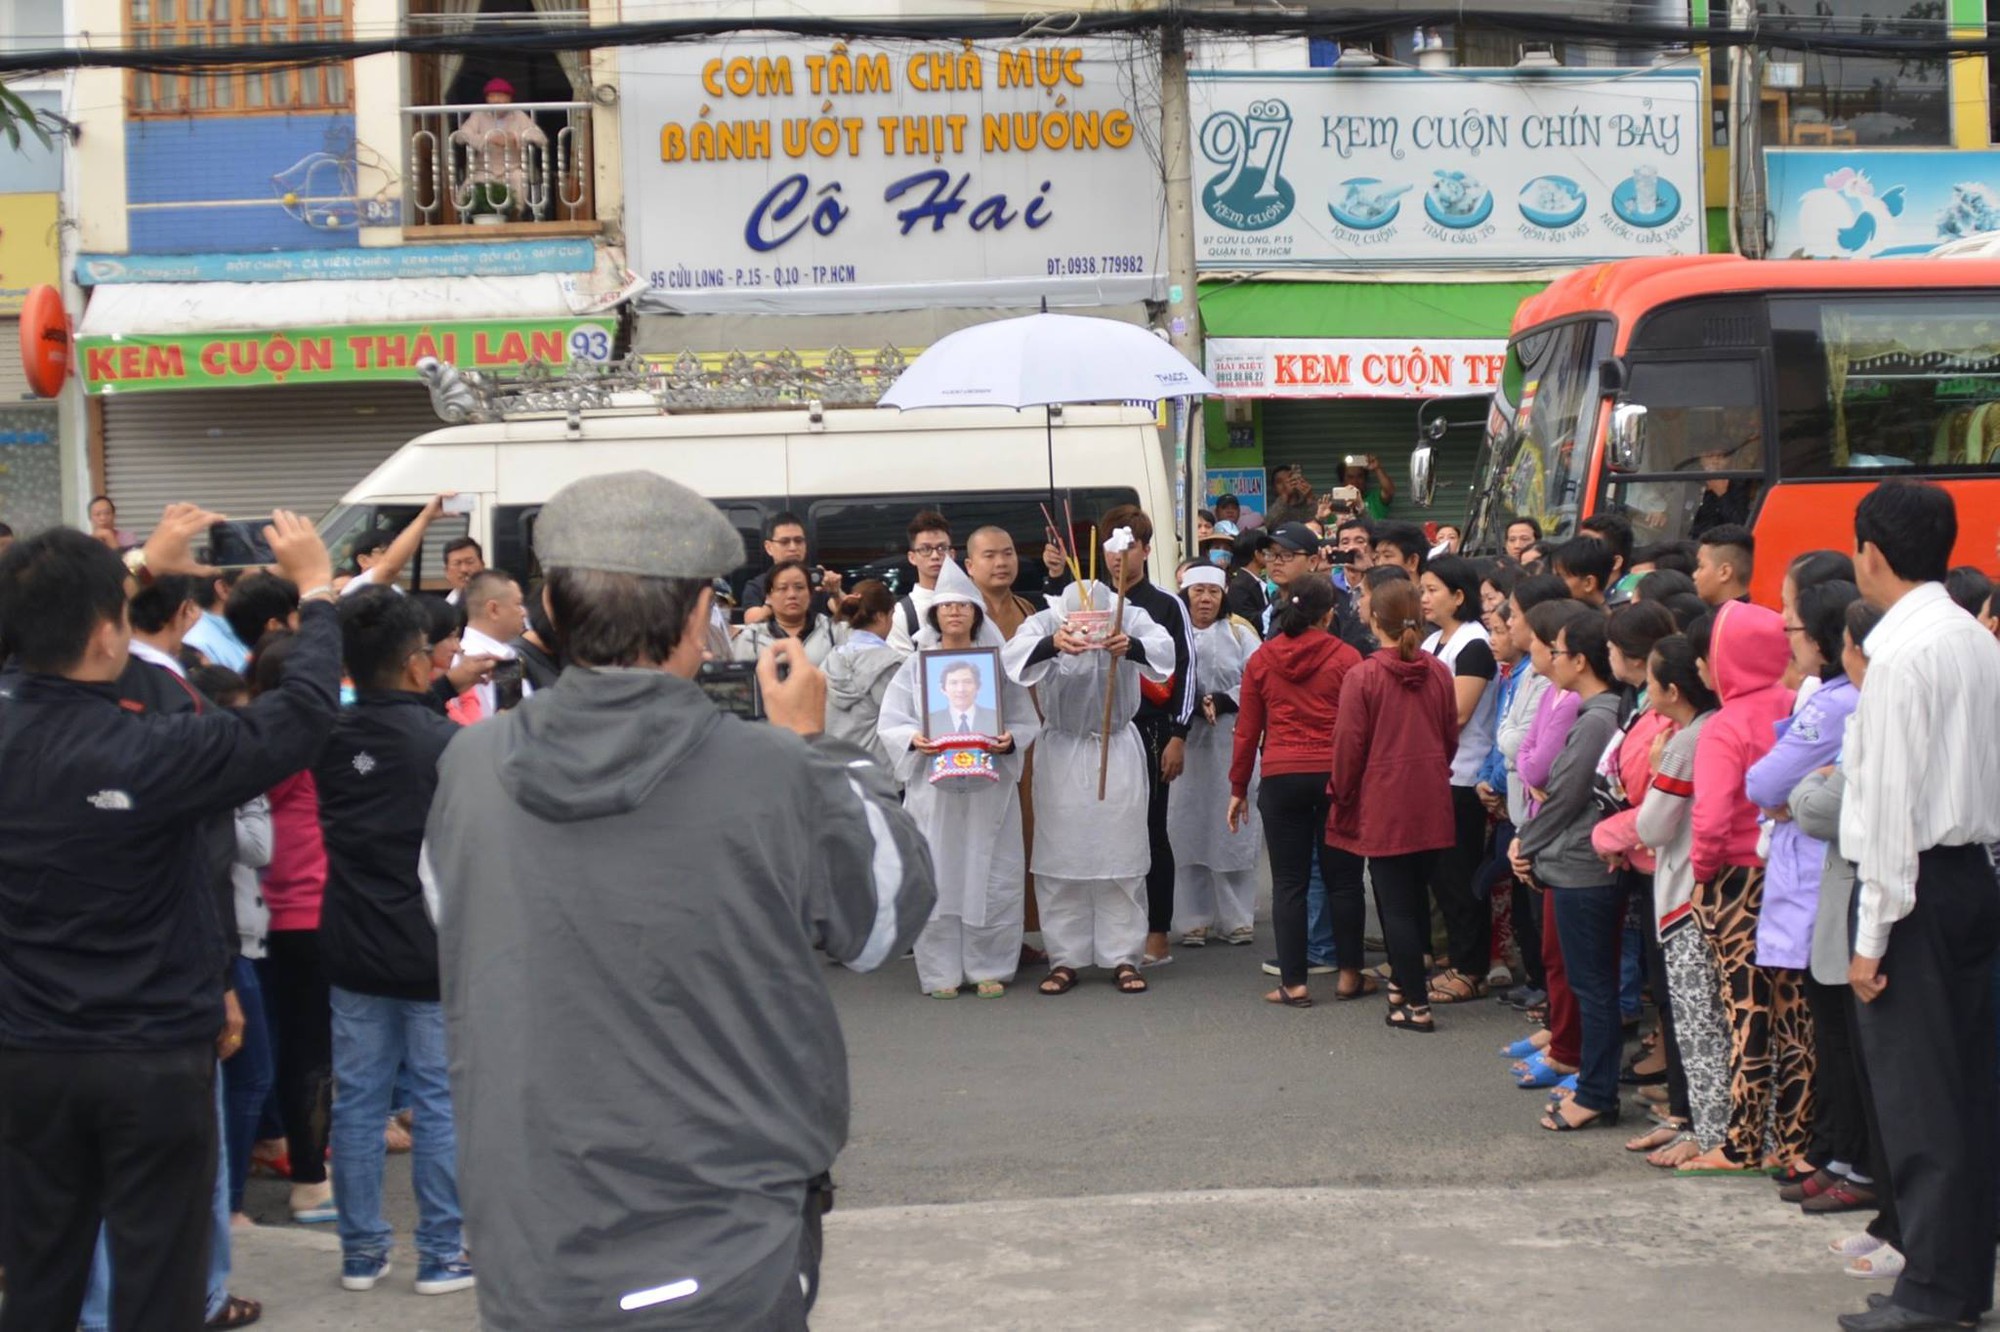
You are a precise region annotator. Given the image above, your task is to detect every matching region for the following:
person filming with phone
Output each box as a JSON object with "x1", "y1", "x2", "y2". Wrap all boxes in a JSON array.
[{"x1": 424, "y1": 471, "x2": 935, "y2": 1332}]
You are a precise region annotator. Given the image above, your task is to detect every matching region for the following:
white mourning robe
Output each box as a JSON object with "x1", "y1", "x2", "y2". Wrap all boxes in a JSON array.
[
  {"x1": 878, "y1": 627, "x2": 1041, "y2": 991},
  {"x1": 1002, "y1": 583, "x2": 1172, "y2": 968},
  {"x1": 1170, "y1": 617, "x2": 1263, "y2": 934}
]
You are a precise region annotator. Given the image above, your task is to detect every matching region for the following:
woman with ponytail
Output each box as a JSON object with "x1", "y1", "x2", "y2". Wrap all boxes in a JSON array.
[
  {"x1": 1325, "y1": 579, "x2": 1460, "y2": 1033},
  {"x1": 1228, "y1": 574, "x2": 1366, "y2": 1006}
]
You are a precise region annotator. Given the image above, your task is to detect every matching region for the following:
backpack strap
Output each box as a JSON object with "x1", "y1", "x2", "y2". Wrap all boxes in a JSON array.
[{"x1": 899, "y1": 596, "x2": 920, "y2": 635}]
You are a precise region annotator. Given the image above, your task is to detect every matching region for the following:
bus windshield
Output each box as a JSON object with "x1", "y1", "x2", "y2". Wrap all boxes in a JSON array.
[{"x1": 1465, "y1": 318, "x2": 1609, "y2": 553}]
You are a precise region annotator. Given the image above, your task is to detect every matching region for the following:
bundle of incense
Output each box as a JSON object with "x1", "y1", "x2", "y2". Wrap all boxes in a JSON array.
[{"x1": 1096, "y1": 526, "x2": 1135, "y2": 800}]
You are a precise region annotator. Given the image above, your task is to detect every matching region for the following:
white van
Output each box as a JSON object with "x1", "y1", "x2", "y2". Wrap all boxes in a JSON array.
[{"x1": 315, "y1": 405, "x2": 1179, "y2": 599}]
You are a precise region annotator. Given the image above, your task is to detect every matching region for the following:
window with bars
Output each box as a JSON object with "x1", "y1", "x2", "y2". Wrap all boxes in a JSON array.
[{"x1": 128, "y1": 0, "x2": 352, "y2": 116}]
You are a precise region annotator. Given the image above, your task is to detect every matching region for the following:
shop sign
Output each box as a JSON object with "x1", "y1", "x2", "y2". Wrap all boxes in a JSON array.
[
  {"x1": 1766, "y1": 149, "x2": 2000, "y2": 259},
  {"x1": 1207, "y1": 337, "x2": 1506, "y2": 400},
  {"x1": 76, "y1": 319, "x2": 615, "y2": 394},
  {"x1": 1190, "y1": 69, "x2": 1704, "y2": 269},
  {"x1": 73, "y1": 240, "x2": 599, "y2": 286},
  {"x1": 1205, "y1": 468, "x2": 1266, "y2": 512},
  {"x1": 1, "y1": 194, "x2": 62, "y2": 317},
  {"x1": 621, "y1": 37, "x2": 1165, "y2": 315}
]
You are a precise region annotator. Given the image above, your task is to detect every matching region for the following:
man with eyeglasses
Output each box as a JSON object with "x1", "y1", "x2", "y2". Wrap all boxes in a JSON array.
[
  {"x1": 1259, "y1": 524, "x2": 1317, "y2": 640},
  {"x1": 888, "y1": 510, "x2": 955, "y2": 655},
  {"x1": 741, "y1": 513, "x2": 842, "y2": 627}
]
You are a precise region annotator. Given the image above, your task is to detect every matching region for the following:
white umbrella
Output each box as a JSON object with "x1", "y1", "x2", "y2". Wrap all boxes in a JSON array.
[
  {"x1": 877, "y1": 312, "x2": 1215, "y2": 409},
  {"x1": 877, "y1": 312, "x2": 1215, "y2": 509}
]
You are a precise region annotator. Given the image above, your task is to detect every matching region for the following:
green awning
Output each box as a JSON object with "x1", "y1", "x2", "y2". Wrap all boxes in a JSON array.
[{"x1": 1198, "y1": 280, "x2": 1547, "y2": 341}]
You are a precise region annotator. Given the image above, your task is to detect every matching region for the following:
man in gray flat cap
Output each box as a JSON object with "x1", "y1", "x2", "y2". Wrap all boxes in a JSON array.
[{"x1": 424, "y1": 471, "x2": 935, "y2": 1332}]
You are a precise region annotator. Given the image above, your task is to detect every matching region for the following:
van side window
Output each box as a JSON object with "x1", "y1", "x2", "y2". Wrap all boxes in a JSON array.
[
  {"x1": 804, "y1": 489, "x2": 1139, "y2": 595},
  {"x1": 722, "y1": 505, "x2": 772, "y2": 602},
  {"x1": 494, "y1": 505, "x2": 540, "y2": 586}
]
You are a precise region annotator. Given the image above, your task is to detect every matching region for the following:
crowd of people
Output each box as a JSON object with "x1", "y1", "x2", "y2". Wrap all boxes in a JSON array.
[{"x1": 4, "y1": 467, "x2": 1999, "y2": 1331}]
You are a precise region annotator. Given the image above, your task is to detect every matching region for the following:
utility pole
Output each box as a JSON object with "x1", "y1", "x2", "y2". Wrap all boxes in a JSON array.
[
  {"x1": 1727, "y1": 0, "x2": 1766, "y2": 257},
  {"x1": 1159, "y1": 15, "x2": 1204, "y2": 551}
]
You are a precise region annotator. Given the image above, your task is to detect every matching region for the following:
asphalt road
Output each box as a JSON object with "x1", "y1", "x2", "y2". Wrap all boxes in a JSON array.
[{"x1": 224, "y1": 895, "x2": 1898, "y2": 1329}]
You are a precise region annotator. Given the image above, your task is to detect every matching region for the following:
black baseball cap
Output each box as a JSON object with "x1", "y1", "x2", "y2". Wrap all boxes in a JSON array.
[{"x1": 1268, "y1": 522, "x2": 1317, "y2": 554}]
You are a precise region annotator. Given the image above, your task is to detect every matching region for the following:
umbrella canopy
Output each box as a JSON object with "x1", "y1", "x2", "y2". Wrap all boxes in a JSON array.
[{"x1": 877, "y1": 312, "x2": 1215, "y2": 409}]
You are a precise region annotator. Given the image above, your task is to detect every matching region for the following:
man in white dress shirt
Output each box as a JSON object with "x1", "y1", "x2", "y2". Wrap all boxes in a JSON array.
[
  {"x1": 1838, "y1": 480, "x2": 2000, "y2": 1332},
  {"x1": 456, "y1": 570, "x2": 530, "y2": 718}
]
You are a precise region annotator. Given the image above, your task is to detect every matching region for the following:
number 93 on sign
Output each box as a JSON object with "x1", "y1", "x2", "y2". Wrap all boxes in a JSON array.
[{"x1": 568, "y1": 326, "x2": 614, "y2": 362}]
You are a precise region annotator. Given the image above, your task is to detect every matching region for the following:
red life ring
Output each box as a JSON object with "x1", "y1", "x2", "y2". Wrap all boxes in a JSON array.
[{"x1": 18, "y1": 284, "x2": 71, "y2": 398}]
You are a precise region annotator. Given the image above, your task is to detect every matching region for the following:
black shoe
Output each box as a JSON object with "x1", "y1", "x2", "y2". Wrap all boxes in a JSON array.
[{"x1": 1836, "y1": 1303, "x2": 1977, "y2": 1331}]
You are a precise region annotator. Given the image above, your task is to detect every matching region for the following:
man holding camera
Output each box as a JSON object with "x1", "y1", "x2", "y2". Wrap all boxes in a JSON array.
[
  {"x1": 425, "y1": 471, "x2": 935, "y2": 1332},
  {"x1": 1336, "y1": 454, "x2": 1396, "y2": 521}
]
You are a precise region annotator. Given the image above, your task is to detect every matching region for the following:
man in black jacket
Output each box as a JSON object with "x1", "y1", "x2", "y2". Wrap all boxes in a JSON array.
[
  {"x1": 0, "y1": 506, "x2": 340, "y2": 1332},
  {"x1": 315, "y1": 588, "x2": 472, "y2": 1298}
]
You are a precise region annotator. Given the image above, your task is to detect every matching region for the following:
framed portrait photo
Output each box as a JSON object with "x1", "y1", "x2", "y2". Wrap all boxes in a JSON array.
[{"x1": 919, "y1": 646, "x2": 1005, "y2": 743}]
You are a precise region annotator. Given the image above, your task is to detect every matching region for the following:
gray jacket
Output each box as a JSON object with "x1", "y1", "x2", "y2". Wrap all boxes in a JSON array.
[
  {"x1": 427, "y1": 667, "x2": 935, "y2": 1331},
  {"x1": 1790, "y1": 767, "x2": 1854, "y2": 987},
  {"x1": 1517, "y1": 690, "x2": 1623, "y2": 889}
]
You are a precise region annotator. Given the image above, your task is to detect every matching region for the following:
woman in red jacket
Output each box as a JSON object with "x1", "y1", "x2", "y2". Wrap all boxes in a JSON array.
[
  {"x1": 1227, "y1": 575, "x2": 1365, "y2": 1008},
  {"x1": 1326, "y1": 579, "x2": 1462, "y2": 1033}
]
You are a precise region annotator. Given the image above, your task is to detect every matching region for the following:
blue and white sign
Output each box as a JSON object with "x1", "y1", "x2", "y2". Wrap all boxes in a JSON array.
[
  {"x1": 1190, "y1": 68, "x2": 1705, "y2": 269},
  {"x1": 1767, "y1": 149, "x2": 2000, "y2": 259},
  {"x1": 620, "y1": 37, "x2": 1166, "y2": 315},
  {"x1": 75, "y1": 239, "x2": 598, "y2": 286}
]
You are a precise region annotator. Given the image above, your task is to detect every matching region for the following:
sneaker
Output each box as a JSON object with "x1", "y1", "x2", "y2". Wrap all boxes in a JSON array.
[
  {"x1": 341, "y1": 1255, "x2": 391, "y2": 1292},
  {"x1": 1505, "y1": 987, "x2": 1547, "y2": 1011},
  {"x1": 1261, "y1": 959, "x2": 1337, "y2": 976},
  {"x1": 415, "y1": 1256, "x2": 477, "y2": 1296}
]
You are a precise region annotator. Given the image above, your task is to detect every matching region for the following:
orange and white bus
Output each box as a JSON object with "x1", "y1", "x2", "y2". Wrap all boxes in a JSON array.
[{"x1": 1443, "y1": 254, "x2": 2000, "y2": 604}]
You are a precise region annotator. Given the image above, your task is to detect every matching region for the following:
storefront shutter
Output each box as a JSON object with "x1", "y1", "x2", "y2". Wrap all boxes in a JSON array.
[
  {"x1": 102, "y1": 383, "x2": 440, "y2": 533},
  {"x1": 1259, "y1": 394, "x2": 1491, "y2": 530}
]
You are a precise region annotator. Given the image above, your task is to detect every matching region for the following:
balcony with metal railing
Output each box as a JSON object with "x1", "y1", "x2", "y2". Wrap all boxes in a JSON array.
[{"x1": 403, "y1": 101, "x2": 596, "y2": 234}]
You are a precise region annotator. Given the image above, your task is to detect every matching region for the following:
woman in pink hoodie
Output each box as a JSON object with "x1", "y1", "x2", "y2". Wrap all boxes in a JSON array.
[{"x1": 1676, "y1": 601, "x2": 1806, "y2": 1177}]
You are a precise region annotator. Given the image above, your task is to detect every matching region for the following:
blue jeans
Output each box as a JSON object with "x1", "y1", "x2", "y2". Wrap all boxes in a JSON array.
[
  {"x1": 1305, "y1": 852, "x2": 1337, "y2": 969},
  {"x1": 82, "y1": 1066, "x2": 231, "y2": 1330},
  {"x1": 330, "y1": 987, "x2": 462, "y2": 1263},
  {"x1": 222, "y1": 955, "x2": 275, "y2": 1215},
  {"x1": 1619, "y1": 892, "x2": 1646, "y2": 1021},
  {"x1": 1552, "y1": 883, "x2": 1628, "y2": 1115}
]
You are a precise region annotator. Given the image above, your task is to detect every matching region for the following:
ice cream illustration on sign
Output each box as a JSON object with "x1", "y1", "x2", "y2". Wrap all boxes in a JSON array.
[
  {"x1": 1330, "y1": 178, "x2": 1413, "y2": 229},
  {"x1": 1793, "y1": 167, "x2": 1908, "y2": 257},
  {"x1": 1424, "y1": 170, "x2": 1492, "y2": 227},
  {"x1": 1518, "y1": 176, "x2": 1587, "y2": 228}
]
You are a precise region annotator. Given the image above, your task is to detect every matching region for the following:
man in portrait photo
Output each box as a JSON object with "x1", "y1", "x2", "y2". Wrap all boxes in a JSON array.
[{"x1": 927, "y1": 657, "x2": 1000, "y2": 739}]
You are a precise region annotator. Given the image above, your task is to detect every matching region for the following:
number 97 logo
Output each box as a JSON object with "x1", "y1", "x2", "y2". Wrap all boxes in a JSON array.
[{"x1": 569, "y1": 326, "x2": 613, "y2": 363}]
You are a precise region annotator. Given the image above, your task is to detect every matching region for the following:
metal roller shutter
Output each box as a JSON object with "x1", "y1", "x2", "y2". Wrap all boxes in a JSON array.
[
  {"x1": 1260, "y1": 394, "x2": 1491, "y2": 530},
  {"x1": 102, "y1": 384, "x2": 439, "y2": 533},
  {"x1": 0, "y1": 321, "x2": 25, "y2": 402}
]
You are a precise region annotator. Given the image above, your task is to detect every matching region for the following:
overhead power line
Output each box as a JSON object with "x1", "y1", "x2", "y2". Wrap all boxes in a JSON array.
[{"x1": 0, "y1": 6, "x2": 1986, "y2": 77}]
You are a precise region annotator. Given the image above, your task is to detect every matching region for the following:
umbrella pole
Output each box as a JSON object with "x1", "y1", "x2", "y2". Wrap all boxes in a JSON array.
[{"x1": 1045, "y1": 403, "x2": 1057, "y2": 508}]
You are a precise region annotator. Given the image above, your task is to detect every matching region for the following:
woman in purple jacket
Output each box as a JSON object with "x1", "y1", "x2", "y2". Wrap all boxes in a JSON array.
[{"x1": 1744, "y1": 578, "x2": 1867, "y2": 1211}]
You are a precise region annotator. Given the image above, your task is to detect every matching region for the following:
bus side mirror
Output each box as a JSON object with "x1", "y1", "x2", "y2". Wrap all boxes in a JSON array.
[
  {"x1": 1410, "y1": 442, "x2": 1437, "y2": 508},
  {"x1": 1608, "y1": 403, "x2": 1647, "y2": 472}
]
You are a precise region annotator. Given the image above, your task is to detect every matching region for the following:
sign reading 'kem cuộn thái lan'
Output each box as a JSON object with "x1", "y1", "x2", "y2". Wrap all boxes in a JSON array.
[{"x1": 76, "y1": 320, "x2": 615, "y2": 393}]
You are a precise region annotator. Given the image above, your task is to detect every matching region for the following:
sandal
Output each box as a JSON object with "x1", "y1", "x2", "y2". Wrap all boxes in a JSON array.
[
  {"x1": 1333, "y1": 975, "x2": 1379, "y2": 1002},
  {"x1": 975, "y1": 980, "x2": 1005, "y2": 999},
  {"x1": 1114, "y1": 964, "x2": 1149, "y2": 994},
  {"x1": 1180, "y1": 927, "x2": 1209, "y2": 948},
  {"x1": 1648, "y1": 1133, "x2": 1704, "y2": 1170},
  {"x1": 1038, "y1": 966, "x2": 1078, "y2": 996},
  {"x1": 1384, "y1": 1005, "x2": 1435, "y2": 1034},
  {"x1": 1541, "y1": 1103, "x2": 1620, "y2": 1133},
  {"x1": 1673, "y1": 1147, "x2": 1765, "y2": 1178},
  {"x1": 928, "y1": 989, "x2": 959, "y2": 1000},
  {"x1": 1427, "y1": 969, "x2": 1486, "y2": 1004},
  {"x1": 1625, "y1": 1123, "x2": 1683, "y2": 1154},
  {"x1": 206, "y1": 1295, "x2": 262, "y2": 1329},
  {"x1": 1265, "y1": 985, "x2": 1312, "y2": 1009}
]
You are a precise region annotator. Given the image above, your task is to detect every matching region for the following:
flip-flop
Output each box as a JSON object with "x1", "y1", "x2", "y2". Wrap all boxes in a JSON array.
[
  {"x1": 1499, "y1": 1035, "x2": 1544, "y2": 1059},
  {"x1": 1139, "y1": 953, "x2": 1173, "y2": 969},
  {"x1": 975, "y1": 981, "x2": 1005, "y2": 999},
  {"x1": 928, "y1": 989, "x2": 959, "y2": 1000},
  {"x1": 1333, "y1": 976, "x2": 1380, "y2": 1002}
]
